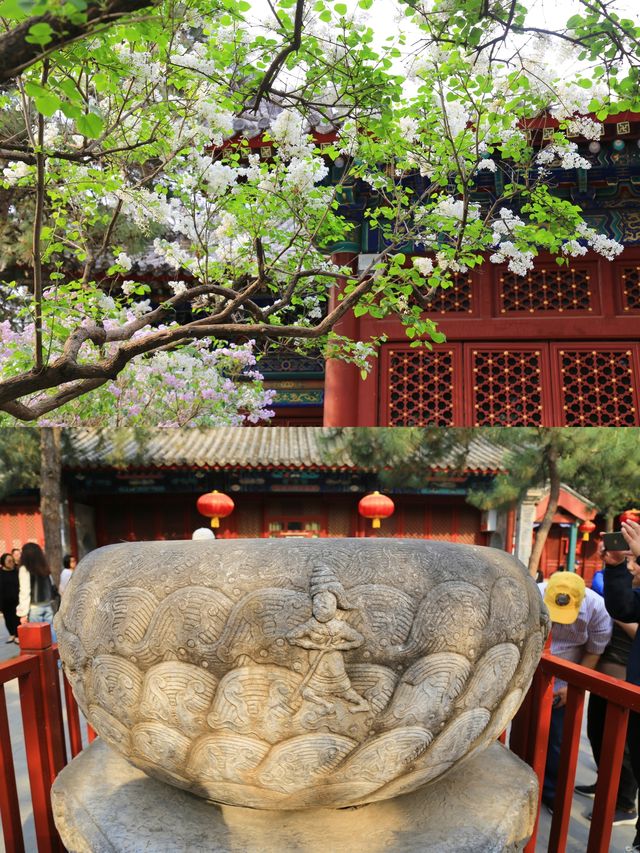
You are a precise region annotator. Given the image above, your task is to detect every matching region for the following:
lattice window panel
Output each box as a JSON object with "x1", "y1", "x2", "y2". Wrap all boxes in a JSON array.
[
  {"x1": 620, "y1": 267, "x2": 640, "y2": 311},
  {"x1": 236, "y1": 506, "x2": 263, "y2": 537},
  {"x1": 328, "y1": 505, "x2": 351, "y2": 537},
  {"x1": 0, "y1": 509, "x2": 44, "y2": 551},
  {"x1": 387, "y1": 349, "x2": 455, "y2": 426},
  {"x1": 428, "y1": 274, "x2": 472, "y2": 314},
  {"x1": 401, "y1": 506, "x2": 426, "y2": 537},
  {"x1": 498, "y1": 267, "x2": 593, "y2": 313},
  {"x1": 456, "y1": 508, "x2": 482, "y2": 545},
  {"x1": 472, "y1": 350, "x2": 544, "y2": 426},
  {"x1": 559, "y1": 349, "x2": 637, "y2": 426},
  {"x1": 429, "y1": 508, "x2": 455, "y2": 540}
]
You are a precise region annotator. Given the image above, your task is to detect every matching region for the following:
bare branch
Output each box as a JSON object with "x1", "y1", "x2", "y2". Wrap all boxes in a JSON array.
[{"x1": 251, "y1": 0, "x2": 305, "y2": 112}]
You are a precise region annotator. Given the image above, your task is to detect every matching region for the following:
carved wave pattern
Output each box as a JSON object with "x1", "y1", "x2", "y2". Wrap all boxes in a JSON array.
[{"x1": 55, "y1": 539, "x2": 549, "y2": 809}]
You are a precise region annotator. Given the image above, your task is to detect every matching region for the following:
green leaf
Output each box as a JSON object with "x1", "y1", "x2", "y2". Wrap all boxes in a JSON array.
[
  {"x1": 335, "y1": 2, "x2": 347, "y2": 13},
  {"x1": 76, "y1": 112, "x2": 104, "y2": 138},
  {"x1": 25, "y1": 21, "x2": 54, "y2": 45},
  {"x1": 32, "y1": 91, "x2": 62, "y2": 117},
  {"x1": 0, "y1": 0, "x2": 31, "y2": 20}
]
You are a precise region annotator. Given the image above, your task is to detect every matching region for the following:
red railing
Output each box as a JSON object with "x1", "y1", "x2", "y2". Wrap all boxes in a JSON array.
[
  {"x1": 2, "y1": 627, "x2": 640, "y2": 851},
  {"x1": 0, "y1": 623, "x2": 93, "y2": 853},
  {"x1": 511, "y1": 650, "x2": 640, "y2": 853}
]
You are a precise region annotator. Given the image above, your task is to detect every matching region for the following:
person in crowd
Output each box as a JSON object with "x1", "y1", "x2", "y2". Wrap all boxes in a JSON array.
[
  {"x1": 58, "y1": 554, "x2": 77, "y2": 595},
  {"x1": 575, "y1": 552, "x2": 640, "y2": 826},
  {"x1": 0, "y1": 553, "x2": 19, "y2": 643},
  {"x1": 538, "y1": 572, "x2": 613, "y2": 812},
  {"x1": 603, "y1": 519, "x2": 640, "y2": 853},
  {"x1": 591, "y1": 567, "x2": 605, "y2": 596},
  {"x1": 16, "y1": 543, "x2": 57, "y2": 638},
  {"x1": 11, "y1": 548, "x2": 21, "y2": 568}
]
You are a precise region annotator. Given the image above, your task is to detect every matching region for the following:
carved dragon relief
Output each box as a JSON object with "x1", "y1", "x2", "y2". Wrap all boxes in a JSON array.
[{"x1": 55, "y1": 538, "x2": 549, "y2": 810}]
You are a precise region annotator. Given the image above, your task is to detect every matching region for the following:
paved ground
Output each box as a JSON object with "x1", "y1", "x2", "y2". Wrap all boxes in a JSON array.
[{"x1": 0, "y1": 619, "x2": 635, "y2": 853}]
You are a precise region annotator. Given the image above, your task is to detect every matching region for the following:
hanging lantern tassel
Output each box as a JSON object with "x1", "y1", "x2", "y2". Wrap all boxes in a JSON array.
[
  {"x1": 196, "y1": 490, "x2": 235, "y2": 530},
  {"x1": 579, "y1": 519, "x2": 596, "y2": 541},
  {"x1": 358, "y1": 491, "x2": 395, "y2": 530}
]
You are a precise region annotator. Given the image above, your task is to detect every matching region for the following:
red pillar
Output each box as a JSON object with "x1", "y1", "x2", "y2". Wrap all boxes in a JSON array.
[{"x1": 323, "y1": 252, "x2": 361, "y2": 426}]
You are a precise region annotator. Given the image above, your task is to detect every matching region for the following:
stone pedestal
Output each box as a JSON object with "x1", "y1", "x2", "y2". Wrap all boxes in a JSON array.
[{"x1": 52, "y1": 739, "x2": 538, "y2": 853}]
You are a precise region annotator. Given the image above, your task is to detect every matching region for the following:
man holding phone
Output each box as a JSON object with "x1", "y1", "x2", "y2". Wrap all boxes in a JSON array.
[
  {"x1": 603, "y1": 519, "x2": 640, "y2": 853},
  {"x1": 538, "y1": 572, "x2": 612, "y2": 811}
]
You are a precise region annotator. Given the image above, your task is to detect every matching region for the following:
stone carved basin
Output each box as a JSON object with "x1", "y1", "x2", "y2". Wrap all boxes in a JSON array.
[{"x1": 55, "y1": 539, "x2": 549, "y2": 810}]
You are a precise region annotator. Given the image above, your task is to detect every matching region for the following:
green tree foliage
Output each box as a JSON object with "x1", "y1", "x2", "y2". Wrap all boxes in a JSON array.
[
  {"x1": 0, "y1": 0, "x2": 638, "y2": 422},
  {"x1": 0, "y1": 427, "x2": 40, "y2": 498},
  {"x1": 320, "y1": 427, "x2": 474, "y2": 486},
  {"x1": 559, "y1": 428, "x2": 640, "y2": 530}
]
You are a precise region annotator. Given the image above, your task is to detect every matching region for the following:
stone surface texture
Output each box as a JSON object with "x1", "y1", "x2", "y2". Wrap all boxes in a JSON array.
[
  {"x1": 52, "y1": 738, "x2": 538, "y2": 853},
  {"x1": 55, "y1": 539, "x2": 549, "y2": 810}
]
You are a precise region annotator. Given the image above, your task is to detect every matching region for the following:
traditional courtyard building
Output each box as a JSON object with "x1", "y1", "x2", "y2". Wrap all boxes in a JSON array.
[
  {"x1": 62, "y1": 429, "x2": 511, "y2": 554},
  {"x1": 0, "y1": 429, "x2": 511, "y2": 556},
  {"x1": 244, "y1": 114, "x2": 640, "y2": 426},
  {"x1": 0, "y1": 429, "x2": 608, "y2": 582}
]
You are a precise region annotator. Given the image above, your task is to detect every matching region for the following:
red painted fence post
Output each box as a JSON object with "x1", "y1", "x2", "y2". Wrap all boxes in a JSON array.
[
  {"x1": 16, "y1": 623, "x2": 66, "y2": 852},
  {"x1": 18, "y1": 623, "x2": 67, "y2": 783}
]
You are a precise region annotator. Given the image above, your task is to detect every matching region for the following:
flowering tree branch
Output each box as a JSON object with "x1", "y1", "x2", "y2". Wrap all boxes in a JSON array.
[
  {"x1": 0, "y1": 0, "x2": 157, "y2": 84},
  {"x1": 0, "y1": 0, "x2": 635, "y2": 426}
]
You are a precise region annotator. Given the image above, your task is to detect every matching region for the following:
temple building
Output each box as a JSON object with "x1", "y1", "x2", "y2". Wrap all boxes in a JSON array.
[
  {"x1": 0, "y1": 429, "x2": 507, "y2": 552},
  {"x1": 0, "y1": 429, "x2": 604, "y2": 580},
  {"x1": 253, "y1": 114, "x2": 640, "y2": 427}
]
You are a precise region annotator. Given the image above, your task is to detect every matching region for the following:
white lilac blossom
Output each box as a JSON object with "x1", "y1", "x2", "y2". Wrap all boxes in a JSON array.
[
  {"x1": 116, "y1": 252, "x2": 133, "y2": 272},
  {"x1": 433, "y1": 196, "x2": 480, "y2": 221},
  {"x1": 2, "y1": 161, "x2": 30, "y2": 185},
  {"x1": 436, "y1": 251, "x2": 468, "y2": 273},
  {"x1": 412, "y1": 257, "x2": 434, "y2": 276},
  {"x1": 98, "y1": 294, "x2": 117, "y2": 312},
  {"x1": 536, "y1": 142, "x2": 591, "y2": 171},
  {"x1": 566, "y1": 117, "x2": 604, "y2": 141},
  {"x1": 284, "y1": 157, "x2": 329, "y2": 194},
  {"x1": 197, "y1": 159, "x2": 238, "y2": 197},
  {"x1": 492, "y1": 207, "x2": 525, "y2": 240},
  {"x1": 398, "y1": 116, "x2": 419, "y2": 143},
  {"x1": 576, "y1": 223, "x2": 624, "y2": 260},
  {"x1": 271, "y1": 110, "x2": 314, "y2": 159},
  {"x1": 489, "y1": 242, "x2": 535, "y2": 275},
  {"x1": 561, "y1": 240, "x2": 588, "y2": 257},
  {"x1": 442, "y1": 100, "x2": 469, "y2": 138},
  {"x1": 121, "y1": 281, "x2": 137, "y2": 296},
  {"x1": 168, "y1": 281, "x2": 188, "y2": 296},
  {"x1": 476, "y1": 158, "x2": 497, "y2": 172},
  {"x1": 130, "y1": 299, "x2": 152, "y2": 318}
]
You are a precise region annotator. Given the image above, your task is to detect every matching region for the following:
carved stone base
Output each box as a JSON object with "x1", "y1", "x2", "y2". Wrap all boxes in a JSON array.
[{"x1": 52, "y1": 739, "x2": 538, "y2": 852}]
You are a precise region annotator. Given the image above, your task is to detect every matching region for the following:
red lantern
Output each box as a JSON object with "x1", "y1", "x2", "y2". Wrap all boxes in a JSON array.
[
  {"x1": 358, "y1": 491, "x2": 395, "y2": 529},
  {"x1": 196, "y1": 490, "x2": 234, "y2": 529},
  {"x1": 620, "y1": 509, "x2": 640, "y2": 525},
  {"x1": 578, "y1": 519, "x2": 596, "y2": 541}
]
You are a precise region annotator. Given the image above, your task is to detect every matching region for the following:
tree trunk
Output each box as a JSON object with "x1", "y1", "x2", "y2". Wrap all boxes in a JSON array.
[
  {"x1": 40, "y1": 427, "x2": 63, "y2": 584},
  {"x1": 605, "y1": 514, "x2": 615, "y2": 533},
  {"x1": 528, "y1": 443, "x2": 561, "y2": 577}
]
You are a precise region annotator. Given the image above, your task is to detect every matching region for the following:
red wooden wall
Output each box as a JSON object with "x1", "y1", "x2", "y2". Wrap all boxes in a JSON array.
[{"x1": 324, "y1": 253, "x2": 640, "y2": 426}]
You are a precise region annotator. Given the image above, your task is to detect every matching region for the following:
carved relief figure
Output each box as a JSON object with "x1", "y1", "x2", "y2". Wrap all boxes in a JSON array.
[{"x1": 286, "y1": 565, "x2": 369, "y2": 714}]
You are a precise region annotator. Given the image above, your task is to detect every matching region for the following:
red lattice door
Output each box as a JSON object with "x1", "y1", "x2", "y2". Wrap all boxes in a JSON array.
[
  {"x1": 466, "y1": 345, "x2": 552, "y2": 426},
  {"x1": 382, "y1": 345, "x2": 462, "y2": 425},
  {"x1": 551, "y1": 344, "x2": 640, "y2": 426}
]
